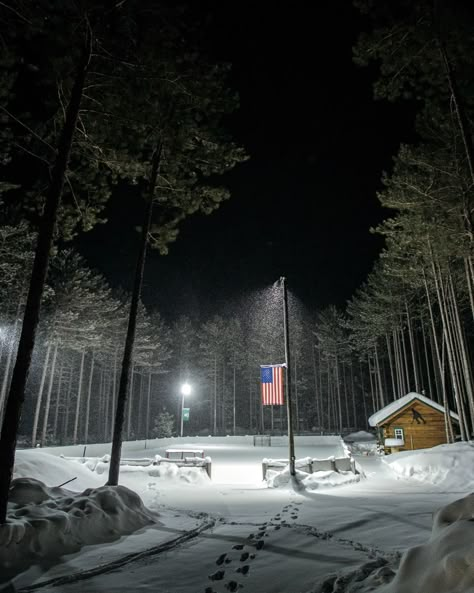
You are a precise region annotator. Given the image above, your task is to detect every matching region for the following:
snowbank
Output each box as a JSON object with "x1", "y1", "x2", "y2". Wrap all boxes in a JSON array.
[
  {"x1": 316, "y1": 493, "x2": 474, "y2": 593},
  {"x1": 77, "y1": 456, "x2": 211, "y2": 484},
  {"x1": 382, "y1": 441, "x2": 474, "y2": 489},
  {"x1": 266, "y1": 466, "x2": 360, "y2": 489},
  {"x1": 119, "y1": 462, "x2": 210, "y2": 484},
  {"x1": 14, "y1": 450, "x2": 103, "y2": 491},
  {"x1": 0, "y1": 478, "x2": 157, "y2": 582},
  {"x1": 302, "y1": 470, "x2": 361, "y2": 490}
]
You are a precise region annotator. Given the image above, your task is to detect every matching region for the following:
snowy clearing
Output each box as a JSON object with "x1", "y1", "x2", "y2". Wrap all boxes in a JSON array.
[{"x1": 1, "y1": 436, "x2": 473, "y2": 593}]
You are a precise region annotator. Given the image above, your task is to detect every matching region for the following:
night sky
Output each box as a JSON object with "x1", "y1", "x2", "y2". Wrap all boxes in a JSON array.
[{"x1": 78, "y1": 1, "x2": 417, "y2": 320}]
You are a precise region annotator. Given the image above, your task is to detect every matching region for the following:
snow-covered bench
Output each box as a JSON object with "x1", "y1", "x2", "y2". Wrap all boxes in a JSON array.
[
  {"x1": 262, "y1": 455, "x2": 357, "y2": 479},
  {"x1": 154, "y1": 449, "x2": 212, "y2": 478}
]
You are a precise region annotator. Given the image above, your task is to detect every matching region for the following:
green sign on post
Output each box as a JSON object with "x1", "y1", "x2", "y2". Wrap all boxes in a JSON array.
[{"x1": 182, "y1": 407, "x2": 190, "y2": 422}]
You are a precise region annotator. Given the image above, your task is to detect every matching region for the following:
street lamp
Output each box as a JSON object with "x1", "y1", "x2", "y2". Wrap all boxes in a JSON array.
[{"x1": 180, "y1": 382, "x2": 191, "y2": 437}]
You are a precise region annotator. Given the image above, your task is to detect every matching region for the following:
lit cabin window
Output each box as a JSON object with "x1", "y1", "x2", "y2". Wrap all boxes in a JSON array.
[{"x1": 394, "y1": 428, "x2": 404, "y2": 440}]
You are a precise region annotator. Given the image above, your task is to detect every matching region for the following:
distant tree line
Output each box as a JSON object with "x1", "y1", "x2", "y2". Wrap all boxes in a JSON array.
[{"x1": 3, "y1": 234, "x2": 473, "y2": 448}]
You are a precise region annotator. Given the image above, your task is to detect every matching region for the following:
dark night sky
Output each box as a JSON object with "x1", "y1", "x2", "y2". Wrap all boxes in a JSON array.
[{"x1": 78, "y1": 1, "x2": 417, "y2": 320}]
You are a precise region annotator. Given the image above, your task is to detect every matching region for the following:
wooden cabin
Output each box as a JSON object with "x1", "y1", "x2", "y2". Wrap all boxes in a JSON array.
[{"x1": 368, "y1": 392, "x2": 459, "y2": 454}]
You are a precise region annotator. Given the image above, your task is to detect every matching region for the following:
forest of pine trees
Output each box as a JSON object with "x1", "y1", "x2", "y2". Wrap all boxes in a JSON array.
[{"x1": 0, "y1": 0, "x2": 473, "y2": 519}]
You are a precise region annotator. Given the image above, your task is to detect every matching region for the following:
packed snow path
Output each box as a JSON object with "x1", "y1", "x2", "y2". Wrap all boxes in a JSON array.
[{"x1": 8, "y1": 438, "x2": 472, "y2": 593}]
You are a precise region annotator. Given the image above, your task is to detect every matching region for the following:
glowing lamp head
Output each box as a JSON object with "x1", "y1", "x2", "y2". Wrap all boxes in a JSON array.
[{"x1": 181, "y1": 383, "x2": 191, "y2": 396}]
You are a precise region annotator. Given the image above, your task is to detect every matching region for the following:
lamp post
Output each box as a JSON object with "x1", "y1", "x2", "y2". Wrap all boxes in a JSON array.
[{"x1": 180, "y1": 382, "x2": 191, "y2": 437}]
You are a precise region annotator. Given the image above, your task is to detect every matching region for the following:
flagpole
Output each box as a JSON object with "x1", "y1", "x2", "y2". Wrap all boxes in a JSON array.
[{"x1": 281, "y1": 277, "x2": 296, "y2": 476}]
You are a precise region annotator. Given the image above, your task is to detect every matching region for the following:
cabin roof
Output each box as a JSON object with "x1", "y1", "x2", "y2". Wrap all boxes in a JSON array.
[{"x1": 368, "y1": 392, "x2": 459, "y2": 427}]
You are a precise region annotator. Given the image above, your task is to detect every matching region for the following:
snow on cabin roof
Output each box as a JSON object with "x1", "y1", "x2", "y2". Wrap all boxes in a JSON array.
[{"x1": 368, "y1": 392, "x2": 460, "y2": 427}]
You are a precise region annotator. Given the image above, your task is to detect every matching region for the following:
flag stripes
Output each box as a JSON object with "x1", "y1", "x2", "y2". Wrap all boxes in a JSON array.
[{"x1": 260, "y1": 365, "x2": 284, "y2": 405}]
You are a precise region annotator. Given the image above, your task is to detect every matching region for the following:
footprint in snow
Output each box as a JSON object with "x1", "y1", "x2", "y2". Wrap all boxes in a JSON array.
[
  {"x1": 240, "y1": 552, "x2": 249, "y2": 562},
  {"x1": 216, "y1": 553, "x2": 227, "y2": 566},
  {"x1": 225, "y1": 581, "x2": 240, "y2": 592},
  {"x1": 236, "y1": 565, "x2": 250, "y2": 575},
  {"x1": 255, "y1": 540, "x2": 264, "y2": 550},
  {"x1": 232, "y1": 544, "x2": 244, "y2": 550},
  {"x1": 209, "y1": 570, "x2": 225, "y2": 581}
]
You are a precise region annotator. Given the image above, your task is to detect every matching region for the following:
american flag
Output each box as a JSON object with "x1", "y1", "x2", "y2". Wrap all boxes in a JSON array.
[{"x1": 260, "y1": 365, "x2": 285, "y2": 405}]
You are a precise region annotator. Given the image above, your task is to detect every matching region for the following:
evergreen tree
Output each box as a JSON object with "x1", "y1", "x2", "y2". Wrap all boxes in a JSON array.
[{"x1": 106, "y1": 6, "x2": 246, "y2": 484}]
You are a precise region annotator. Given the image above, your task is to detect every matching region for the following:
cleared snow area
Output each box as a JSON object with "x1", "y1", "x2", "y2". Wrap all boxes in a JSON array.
[{"x1": 1, "y1": 437, "x2": 473, "y2": 593}]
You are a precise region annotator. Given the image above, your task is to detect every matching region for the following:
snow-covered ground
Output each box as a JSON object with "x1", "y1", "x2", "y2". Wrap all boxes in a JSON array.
[{"x1": 1, "y1": 436, "x2": 473, "y2": 593}]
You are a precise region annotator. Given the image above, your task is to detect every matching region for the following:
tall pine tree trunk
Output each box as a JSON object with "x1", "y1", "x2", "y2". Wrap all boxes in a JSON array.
[
  {"x1": 429, "y1": 247, "x2": 468, "y2": 439},
  {"x1": 137, "y1": 372, "x2": 144, "y2": 439},
  {"x1": 405, "y1": 300, "x2": 420, "y2": 393},
  {"x1": 31, "y1": 342, "x2": 52, "y2": 447},
  {"x1": 423, "y1": 269, "x2": 453, "y2": 439},
  {"x1": 111, "y1": 348, "x2": 118, "y2": 440},
  {"x1": 311, "y1": 344, "x2": 321, "y2": 429},
  {"x1": 349, "y1": 360, "x2": 357, "y2": 428},
  {"x1": 420, "y1": 315, "x2": 434, "y2": 400},
  {"x1": 40, "y1": 342, "x2": 58, "y2": 446},
  {"x1": 63, "y1": 365, "x2": 73, "y2": 444},
  {"x1": 335, "y1": 353, "x2": 342, "y2": 434},
  {"x1": 53, "y1": 359, "x2": 64, "y2": 441},
  {"x1": 400, "y1": 328, "x2": 410, "y2": 393},
  {"x1": 0, "y1": 309, "x2": 21, "y2": 422},
  {"x1": 107, "y1": 142, "x2": 162, "y2": 486},
  {"x1": 385, "y1": 333, "x2": 397, "y2": 401},
  {"x1": 0, "y1": 27, "x2": 91, "y2": 520},
  {"x1": 126, "y1": 364, "x2": 135, "y2": 440},
  {"x1": 73, "y1": 348, "x2": 86, "y2": 445},
  {"x1": 464, "y1": 257, "x2": 474, "y2": 321},
  {"x1": 447, "y1": 271, "x2": 474, "y2": 431},
  {"x1": 342, "y1": 360, "x2": 350, "y2": 428},
  {"x1": 374, "y1": 343, "x2": 385, "y2": 407},
  {"x1": 84, "y1": 351, "x2": 95, "y2": 444},
  {"x1": 145, "y1": 371, "x2": 152, "y2": 440}
]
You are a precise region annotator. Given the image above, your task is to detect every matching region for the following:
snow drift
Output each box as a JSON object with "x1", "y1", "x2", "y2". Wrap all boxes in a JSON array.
[
  {"x1": 14, "y1": 450, "x2": 104, "y2": 491},
  {"x1": 79, "y1": 455, "x2": 211, "y2": 484},
  {"x1": 0, "y1": 478, "x2": 157, "y2": 582},
  {"x1": 315, "y1": 492, "x2": 474, "y2": 593},
  {"x1": 382, "y1": 441, "x2": 474, "y2": 489}
]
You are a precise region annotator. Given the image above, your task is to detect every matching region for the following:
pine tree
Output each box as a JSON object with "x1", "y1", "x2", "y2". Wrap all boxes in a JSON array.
[{"x1": 106, "y1": 6, "x2": 246, "y2": 484}]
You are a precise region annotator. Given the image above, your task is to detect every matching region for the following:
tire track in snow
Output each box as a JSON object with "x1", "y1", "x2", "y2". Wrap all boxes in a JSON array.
[{"x1": 17, "y1": 514, "x2": 216, "y2": 592}]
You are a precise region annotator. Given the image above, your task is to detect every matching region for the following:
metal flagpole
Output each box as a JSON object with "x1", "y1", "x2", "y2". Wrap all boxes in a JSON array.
[{"x1": 281, "y1": 277, "x2": 296, "y2": 475}]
